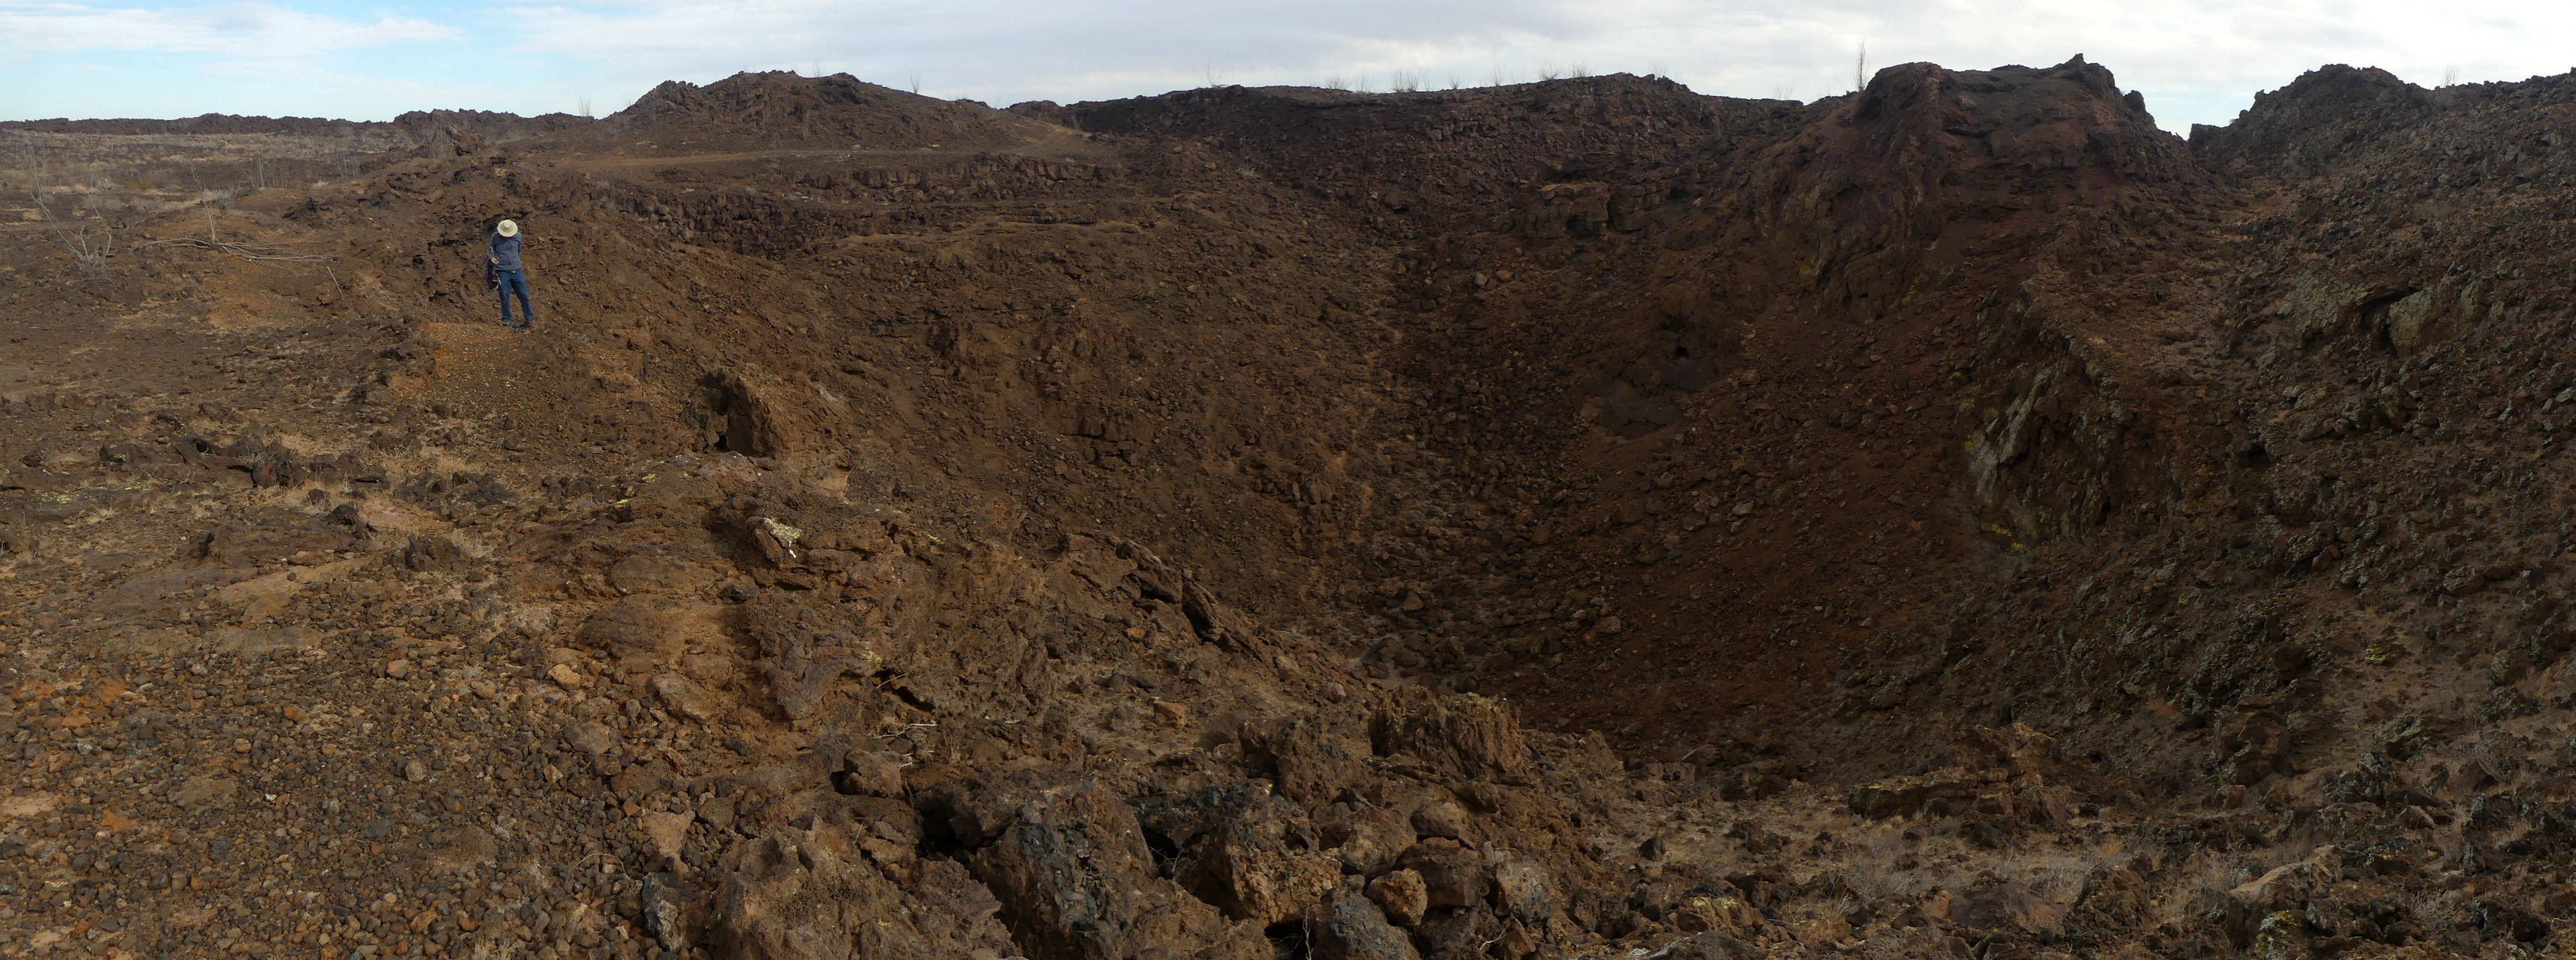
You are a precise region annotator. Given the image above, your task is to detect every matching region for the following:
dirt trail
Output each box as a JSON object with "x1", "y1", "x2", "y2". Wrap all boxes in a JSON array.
[{"x1": 7, "y1": 61, "x2": 2576, "y2": 959}]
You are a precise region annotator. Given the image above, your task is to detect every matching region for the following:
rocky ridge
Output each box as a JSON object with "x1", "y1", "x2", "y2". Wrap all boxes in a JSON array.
[{"x1": 6, "y1": 58, "x2": 2576, "y2": 959}]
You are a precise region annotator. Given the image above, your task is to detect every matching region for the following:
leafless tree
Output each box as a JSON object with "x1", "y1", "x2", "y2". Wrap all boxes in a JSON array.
[{"x1": 13, "y1": 142, "x2": 115, "y2": 279}]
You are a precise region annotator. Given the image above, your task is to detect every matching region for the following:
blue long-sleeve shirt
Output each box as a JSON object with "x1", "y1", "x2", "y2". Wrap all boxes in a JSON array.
[{"x1": 490, "y1": 232, "x2": 523, "y2": 272}]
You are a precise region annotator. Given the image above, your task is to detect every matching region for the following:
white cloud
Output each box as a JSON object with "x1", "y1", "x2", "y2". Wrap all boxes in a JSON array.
[{"x1": 0, "y1": 1, "x2": 457, "y2": 55}]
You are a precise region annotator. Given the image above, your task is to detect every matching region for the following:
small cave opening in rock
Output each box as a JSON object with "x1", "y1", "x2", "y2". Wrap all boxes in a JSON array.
[{"x1": 1262, "y1": 921, "x2": 1308, "y2": 960}]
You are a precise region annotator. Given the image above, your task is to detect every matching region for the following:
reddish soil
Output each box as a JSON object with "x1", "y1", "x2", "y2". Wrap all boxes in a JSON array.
[{"x1": 4, "y1": 58, "x2": 2575, "y2": 959}]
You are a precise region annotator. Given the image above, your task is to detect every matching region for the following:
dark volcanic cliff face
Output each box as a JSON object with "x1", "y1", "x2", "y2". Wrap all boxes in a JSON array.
[
  {"x1": 1036, "y1": 58, "x2": 2234, "y2": 764},
  {"x1": 2188, "y1": 64, "x2": 2435, "y2": 178},
  {"x1": 14, "y1": 58, "x2": 2576, "y2": 960},
  {"x1": 595, "y1": 71, "x2": 1058, "y2": 153}
]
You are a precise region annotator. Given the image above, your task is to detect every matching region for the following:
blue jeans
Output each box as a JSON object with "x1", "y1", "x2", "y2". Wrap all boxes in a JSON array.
[{"x1": 495, "y1": 269, "x2": 532, "y2": 327}]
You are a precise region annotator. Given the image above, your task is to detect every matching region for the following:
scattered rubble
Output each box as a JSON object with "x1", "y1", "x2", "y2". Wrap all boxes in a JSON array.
[{"x1": 7, "y1": 56, "x2": 2576, "y2": 959}]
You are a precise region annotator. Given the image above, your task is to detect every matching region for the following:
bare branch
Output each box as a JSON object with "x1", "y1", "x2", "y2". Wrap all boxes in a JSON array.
[
  {"x1": 16, "y1": 140, "x2": 116, "y2": 279},
  {"x1": 131, "y1": 236, "x2": 334, "y2": 263}
]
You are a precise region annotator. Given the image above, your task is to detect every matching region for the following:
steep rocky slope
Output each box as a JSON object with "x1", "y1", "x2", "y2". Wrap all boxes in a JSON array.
[{"x1": 7, "y1": 59, "x2": 2576, "y2": 959}]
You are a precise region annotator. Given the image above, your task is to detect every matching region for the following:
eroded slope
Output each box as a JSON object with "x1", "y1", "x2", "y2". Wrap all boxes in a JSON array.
[{"x1": 8, "y1": 58, "x2": 2576, "y2": 960}]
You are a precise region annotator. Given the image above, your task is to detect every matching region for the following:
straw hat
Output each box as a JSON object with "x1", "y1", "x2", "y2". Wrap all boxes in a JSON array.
[{"x1": 496, "y1": 220, "x2": 519, "y2": 237}]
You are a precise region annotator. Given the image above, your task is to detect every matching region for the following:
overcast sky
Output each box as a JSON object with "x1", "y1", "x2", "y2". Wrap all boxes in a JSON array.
[{"x1": 4, "y1": 0, "x2": 2574, "y2": 133}]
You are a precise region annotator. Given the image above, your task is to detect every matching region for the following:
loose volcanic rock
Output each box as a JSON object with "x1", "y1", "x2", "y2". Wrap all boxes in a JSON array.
[
  {"x1": 1397, "y1": 838, "x2": 1489, "y2": 910},
  {"x1": 1408, "y1": 797, "x2": 1471, "y2": 841},
  {"x1": 1366, "y1": 869, "x2": 1430, "y2": 927},
  {"x1": 1138, "y1": 781, "x2": 1342, "y2": 926},
  {"x1": 167, "y1": 776, "x2": 238, "y2": 810},
  {"x1": 835, "y1": 748, "x2": 907, "y2": 797},
  {"x1": 965, "y1": 778, "x2": 1264, "y2": 960},
  {"x1": 1369, "y1": 687, "x2": 1530, "y2": 781},
  {"x1": 1312, "y1": 889, "x2": 1424, "y2": 960},
  {"x1": 563, "y1": 720, "x2": 618, "y2": 756},
  {"x1": 12, "y1": 56, "x2": 2576, "y2": 960},
  {"x1": 649, "y1": 673, "x2": 717, "y2": 721}
]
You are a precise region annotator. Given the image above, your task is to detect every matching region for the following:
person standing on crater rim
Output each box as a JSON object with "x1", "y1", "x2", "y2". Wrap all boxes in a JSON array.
[{"x1": 489, "y1": 218, "x2": 533, "y2": 329}]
